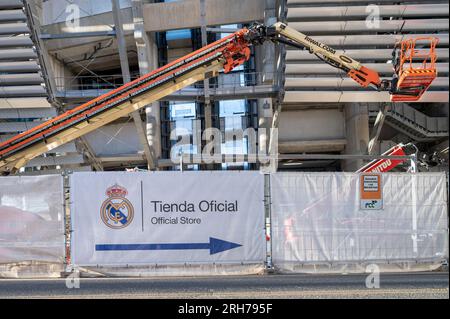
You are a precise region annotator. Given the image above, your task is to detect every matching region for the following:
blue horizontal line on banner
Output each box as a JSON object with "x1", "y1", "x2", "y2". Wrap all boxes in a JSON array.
[{"x1": 95, "y1": 243, "x2": 210, "y2": 251}]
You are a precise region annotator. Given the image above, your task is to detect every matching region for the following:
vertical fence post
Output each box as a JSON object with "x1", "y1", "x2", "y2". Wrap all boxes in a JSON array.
[
  {"x1": 264, "y1": 173, "x2": 273, "y2": 270},
  {"x1": 446, "y1": 171, "x2": 449, "y2": 268},
  {"x1": 409, "y1": 144, "x2": 419, "y2": 173},
  {"x1": 62, "y1": 170, "x2": 72, "y2": 273},
  {"x1": 409, "y1": 154, "x2": 419, "y2": 256},
  {"x1": 410, "y1": 155, "x2": 417, "y2": 173}
]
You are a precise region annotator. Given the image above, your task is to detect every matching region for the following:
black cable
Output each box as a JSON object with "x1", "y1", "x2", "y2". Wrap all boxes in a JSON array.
[
  {"x1": 313, "y1": 53, "x2": 349, "y2": 73},
  {"x1": 273, "y1": 37, "x2": 305, "y2": 51}
]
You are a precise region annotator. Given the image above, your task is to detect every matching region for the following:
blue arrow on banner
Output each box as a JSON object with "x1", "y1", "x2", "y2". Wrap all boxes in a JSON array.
[{"x1": 95, "y1": 237, "x2": 242, "y2": 255}]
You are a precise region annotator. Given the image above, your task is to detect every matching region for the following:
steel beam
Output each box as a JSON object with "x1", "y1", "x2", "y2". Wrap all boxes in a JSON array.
[
  {"x1": 0, "y1": 107, "x2": 56, "y2": 119},
  {"x1": 288, "y1": 19, "x2": 449, "y2": 35},
  {"x1": 0, "y1": 73, "x2": 44, "y2": 86},
  {"x1": 285, "y1": 77, "x2": 449, "y2": 89},
  {"x1": 368, "y1": 104, "x2": 388, "y2": 155},
  {"x1": 283, "y1": 91, "x2": 449, "y2": 103},
  {"x1": 288, "y1": 0, "x2": 447, "y2": 5},
  {"x1": 0, "y1": 61, "x2": 40, "y2": 72},
  {"x1": 0, "y1": 85, "x2": 47, "y2": 97},
  {"x1": 17, "y1": 165, "x2": 92, "y2": 176},
  {"x1": 206, "y1": 27, "x2": 239, "y2": 34},
  {"x1": 0, "y1": 22, "x2": 28, "y2": 35},
  {"x1": 0, "y1": 9, "x2": 26, "y2": 22},
  {"x1": 285, "y1": 63, "x2": 449, "y2": 76},
  {"x1": 279, "y1": 139, "x2": 347, "y2": 153},
  {"x1": 40, "y1": 31, "x2": 116, "y2": 40},
  {"x1": 0, "y1": 36, "x2": 33, "y2": 48},
  {"x1": 157, "y1": 153, "x2": 415, "y2": 167},
  {"x1": 24, "y1": 154, "x2": 85, "y2": 167},
  {"x1": 112, "y1": 0, "x2": 155, "y2": 170},
  {"x1": 0, "y1": 97, "x2": 51, "y2": 109},
  {"x1": 283, "y1": 33, "x2": 449, "y2": 49},
  {"x1": 0, "y1": 0, "x2": 22, "y2": 9},
  {"x1": 278, "y1": 154, "x2": 415, "y2": 160},
  {"x1": 76, "y1": 137, "x2": 104, "y2": 171},
  {"x1": 286, "y1": 48, "x2": 449, "y2": 62},
  {"x1": 55, "y1": 85, "x2": 277, "y2": 100},
  {"x1": 287, "y1": 4, "x2": 449, "y2": 20},
  {"x1": 98, "y1": 154, "x2": 145, "y2": 163}
]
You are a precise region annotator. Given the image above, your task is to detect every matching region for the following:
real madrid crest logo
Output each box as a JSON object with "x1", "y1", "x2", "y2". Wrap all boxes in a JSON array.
[{"x1": 100, "y1": 184, "x2": 134, "y2": 229}]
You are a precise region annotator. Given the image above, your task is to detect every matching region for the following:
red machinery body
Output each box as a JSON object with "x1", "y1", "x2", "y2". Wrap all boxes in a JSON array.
[{"x1": 357, "y1": 144, "x2": 410, "y2": 173}]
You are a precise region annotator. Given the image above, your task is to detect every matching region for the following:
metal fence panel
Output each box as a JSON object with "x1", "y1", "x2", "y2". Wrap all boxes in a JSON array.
[
  {"x1": 270, "y1": 172, "x2": 448, "y2": 273},
  {"x1": 0, "y1": 175, "x2": 65, "y2": 270}
]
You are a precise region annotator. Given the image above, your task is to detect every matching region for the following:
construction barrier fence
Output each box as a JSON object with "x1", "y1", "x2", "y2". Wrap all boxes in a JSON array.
[
  {"x1": 270, "y1": 172, "x2": 449, "y2": 273},
  {"x1": 0, "y1": 175, "x2": 65, "y2": 278},
  {"x1": 0, "y1": 171, "x2": 448, "y2": 277}
]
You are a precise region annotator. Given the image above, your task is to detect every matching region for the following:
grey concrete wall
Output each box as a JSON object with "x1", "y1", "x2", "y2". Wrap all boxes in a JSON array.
[
  {"x1": 342, "y1": 104, "x2": 370, "y2": 171},
  {"x1": 84, "y1": 122, "x2": 144, "y2": 156},
  {"x1": 42, "y1": 0, "x2": 132, "y2": 25},
  {"x1": 143, "y1": 0, "x2": 265, "y2": 32},
  {"x1": 278, "y1": 109, "x2": 345, "y2": 142}
]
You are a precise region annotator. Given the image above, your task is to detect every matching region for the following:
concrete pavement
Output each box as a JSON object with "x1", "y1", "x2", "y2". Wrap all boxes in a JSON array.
[{"x1": 0, "y1": 272, "x2": 448, "y2": 299}]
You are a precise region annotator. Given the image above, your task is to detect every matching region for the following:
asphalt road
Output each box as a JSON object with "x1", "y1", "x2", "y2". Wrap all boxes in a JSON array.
[{"x1": 0, "y1": 272, "x2": 448, "y2": 299}]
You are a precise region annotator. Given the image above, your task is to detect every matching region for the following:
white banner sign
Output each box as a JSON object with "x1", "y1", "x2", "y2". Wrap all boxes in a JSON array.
[{"x1": 71, "y1": 171, "x2": 265, "y2": 266}]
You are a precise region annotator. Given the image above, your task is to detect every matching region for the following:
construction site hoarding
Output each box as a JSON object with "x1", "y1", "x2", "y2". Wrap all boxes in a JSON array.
[
  {"x1": 70, "y1": 171, "x2": 265, "y2": 268},
  {"x1": 0, "y1": 175, "x2": 65, "y2": 277},
  {"x1": 270, "y1": 172, "x2": 448, "y2": 273}
]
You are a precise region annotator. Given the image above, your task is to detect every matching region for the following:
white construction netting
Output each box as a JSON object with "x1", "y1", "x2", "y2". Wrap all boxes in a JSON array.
[
  {"x1": 0, "y1": 175, "x2": 65, "y2": 277},
  {"x1": 270, "y1": 172, "x2": 448, "y2": 273}
]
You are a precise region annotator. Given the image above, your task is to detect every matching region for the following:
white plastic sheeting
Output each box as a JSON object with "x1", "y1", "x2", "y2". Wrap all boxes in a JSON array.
[
  {"x1": 270, "y1": 172, "x2": 448, "y2": 273},
  {"x1": 0, "y1": 175, "x2": 65, "y2": 277}
]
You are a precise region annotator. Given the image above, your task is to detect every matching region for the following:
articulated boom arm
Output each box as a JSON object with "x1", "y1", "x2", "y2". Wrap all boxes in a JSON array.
[
  {"x1": 246, "y1": 22, "x2": 438, "y2": 99},
  {"x1": 246, "y1": 22, "x2": 388, "y2": 91}
]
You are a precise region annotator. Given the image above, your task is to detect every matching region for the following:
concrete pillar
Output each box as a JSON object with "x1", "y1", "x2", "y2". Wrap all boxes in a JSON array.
[
  {"x1": 24, "y1": 0, "x2": 60, "y2": 107},
  {"x1": 258, "y1": 98, "x2": 273, "y2": 161},
  {"x1": 200, "y1": 0, "x2": 211, "y2": 130},
  {"x1": 144, "y1": 33, "x2": 162, "y2": 163},
  {"x1": 200, "y1": 0, "x2": 214, "y2": 170},
  {"x1": 368, "y1": 103, "x2": 388, "y2": 155},
  {"x1": 262, "y1": 0, "x2": 277, "y2": 85},
  {"x1": 113, "y1": 0, "x2": 156, "y2": 170},
  {"x1": 343, "y1": 103, "x2": 370, "y2": 171},
  {"x1": 132, "y1": 0, "x2": 162, "y2": 165},
  {"x1": 258, "y1": 0, "x2": 278, "y2": 172}
]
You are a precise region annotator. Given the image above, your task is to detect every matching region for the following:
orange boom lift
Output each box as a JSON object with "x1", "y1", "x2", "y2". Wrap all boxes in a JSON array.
[{"x1": 391, "y1": 37, "x2": 439, "y2": 102}]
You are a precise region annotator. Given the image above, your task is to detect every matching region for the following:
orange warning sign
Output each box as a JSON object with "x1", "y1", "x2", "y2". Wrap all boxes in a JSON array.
[{"x1": 360, "y1": 174, "x2": 383, "y2": 210}]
